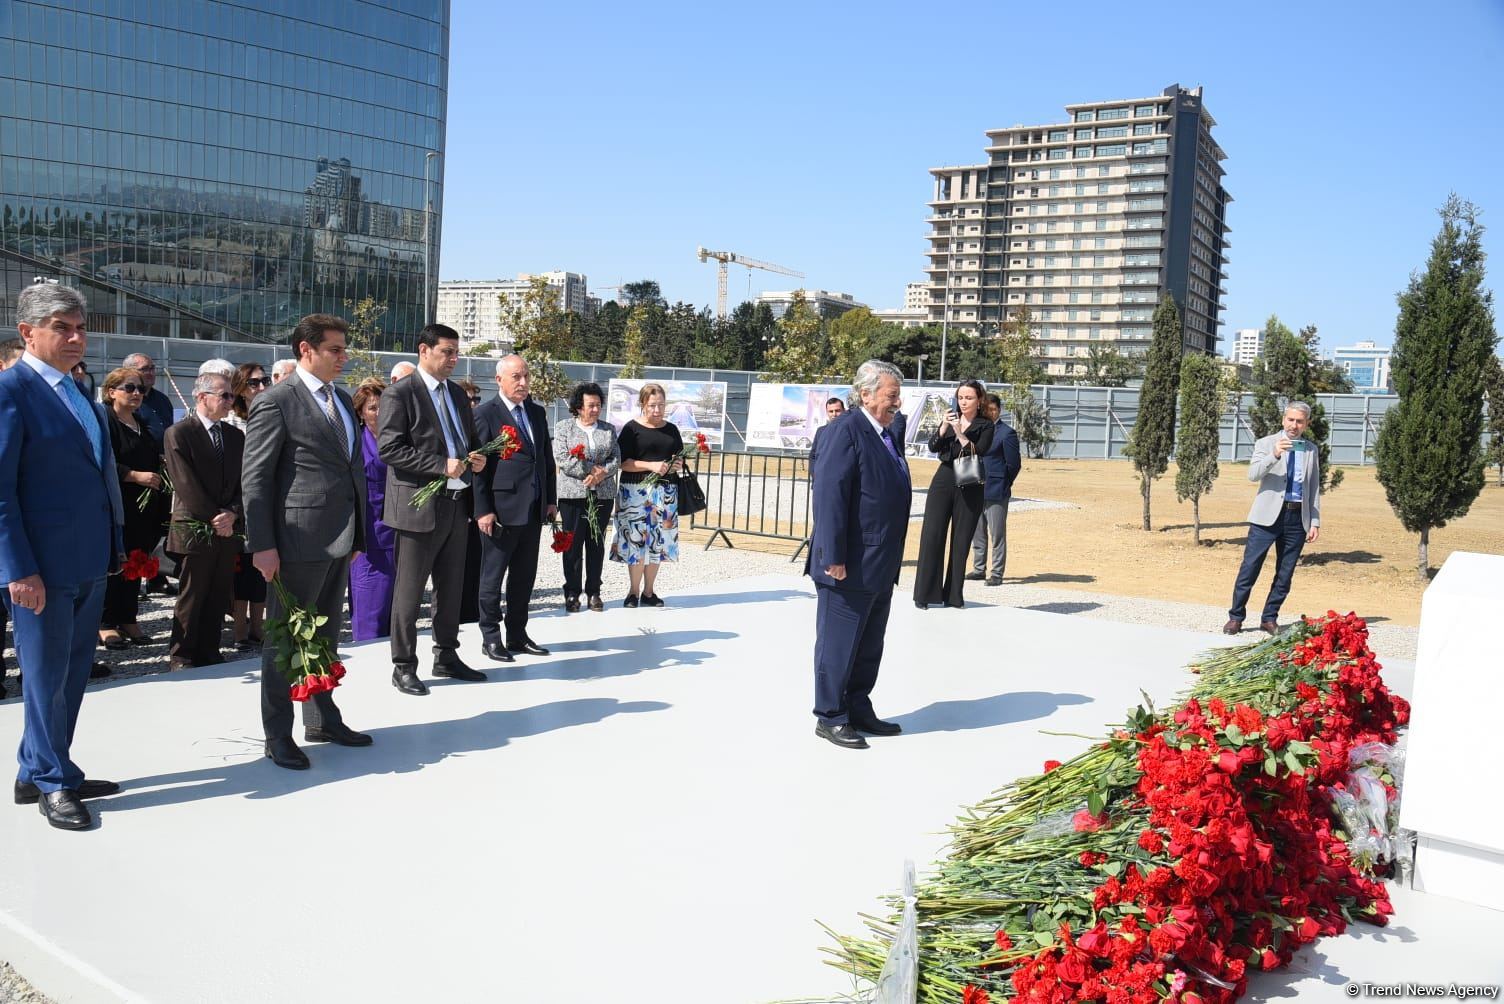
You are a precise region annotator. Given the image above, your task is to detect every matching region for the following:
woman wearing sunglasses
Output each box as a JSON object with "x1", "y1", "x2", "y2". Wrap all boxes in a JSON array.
[
  {"x1": 100, "y1": 367, "x2": 168, "y2": 648},
  {"x1": 226, "y1": 362, "x2": 271, "y2": 650}
]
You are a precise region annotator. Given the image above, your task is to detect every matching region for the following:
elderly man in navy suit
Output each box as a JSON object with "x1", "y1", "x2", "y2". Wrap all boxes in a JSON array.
[
  {"x1": 808, "y1": 360, "x2": 911, "y2": 750},
  {"x1": 0, "y1": 284, "x2": 125, "y2": 829}
]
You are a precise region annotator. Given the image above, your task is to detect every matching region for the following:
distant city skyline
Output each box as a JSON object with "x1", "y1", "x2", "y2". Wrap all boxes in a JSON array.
[{"x1": 438, "y1": 0, "x2": 1504, "y2": 355}]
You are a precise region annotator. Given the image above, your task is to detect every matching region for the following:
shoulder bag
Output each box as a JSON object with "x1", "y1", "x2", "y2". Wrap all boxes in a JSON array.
[{"x1": 952, "y1": 443, "x2": 984, "y2": 488}]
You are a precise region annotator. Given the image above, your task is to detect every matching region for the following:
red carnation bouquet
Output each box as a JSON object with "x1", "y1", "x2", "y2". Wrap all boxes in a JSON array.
[
  {"x1": 411, "y1": 426, "x2": 521, "y2": 509},
  {"x1": 641, "y1": 431, "x2": 711, "y2": 490},
  {"x1": 120, "y1": 548, "x2": 160, "y2": 581},
  {"x1": 265, "y1": 575, "x2": 346, "y2": 702},
  {"x1": 569, "y1": 442, "x2": 606, "y2": 539},
  {"x1": 549, "y1": 521, "x2": 575, "y2": 554}
]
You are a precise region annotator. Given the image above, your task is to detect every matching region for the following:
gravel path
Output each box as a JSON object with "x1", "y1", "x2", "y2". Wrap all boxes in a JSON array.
[{"x1": 0, "y1": 536, "x2": 1416, "y2": 1001}]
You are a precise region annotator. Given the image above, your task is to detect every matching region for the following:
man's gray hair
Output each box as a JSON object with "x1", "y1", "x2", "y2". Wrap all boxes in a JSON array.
[
  {"x1": 390, "y1": 360, "x2": 416, "y2": 381},
  {"x1": 1285, "y1": 400, "x2": 1312, "y2": 419},
  {"x1": 271, "y1": 358, "x2": 297, "y2": 379},
  {"x1": 198, "y1": 357, "x2": 236, "y2": 379},
  {"x1": 495, "y1": 353, "x2": 527, "y2": 376},
  {"x1": 193, "y1": 372, "x2": 228, "y2": 396},
  {"x1": 121, "y1": 351, "x2": 154, "y2": 369},
  {"x1": 17, "y1": 283, "x2": 87, "y2": 326},
  {"x1": 853, "y1": 359, "x2": 903, "y2": 397}
]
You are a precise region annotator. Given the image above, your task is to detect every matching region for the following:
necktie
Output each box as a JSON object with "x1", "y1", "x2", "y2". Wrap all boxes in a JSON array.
[
  {"x1": 880, "y1": 427, "x2": 906, "y2": 471},
  {"x1": 318, "y1": 384, "x2": 346, "y2": 451},
  {"x1": 209, "y1": 422, "x2": 223, "y2": 460},
  {"x1": 512, "y1": 404, "x2": 531, "y2": 447},
  {"x1": 61, "y1": 376, "x2": 103, "y2": 466},
  {"x1": 437, "y1": 383, "x2": 465, "y2": 453}
]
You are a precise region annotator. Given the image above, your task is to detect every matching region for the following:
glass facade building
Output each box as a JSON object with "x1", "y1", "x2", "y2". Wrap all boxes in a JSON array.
[{"x1": 0, "y1": 0, "x2": 449, "y2": 346}]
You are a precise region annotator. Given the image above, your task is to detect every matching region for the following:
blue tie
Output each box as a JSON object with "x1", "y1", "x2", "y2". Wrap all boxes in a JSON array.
[
  {"x1": 62, "y1": 377, "x2": 103, "y2": 466},
  {"x1": 880, "y1": 427, "x2": 906, "y2": 473}
]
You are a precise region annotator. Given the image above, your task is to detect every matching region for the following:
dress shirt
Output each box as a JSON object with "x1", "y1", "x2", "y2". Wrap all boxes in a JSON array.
[
  {"x1": 418, "y1": 368, "x2": 467, "y2": 489},
  {"x1": 293, "y1": 364, "x2": 355, "y2": 455},
  {"x1": 21, "y1": 352, "x2": 102, "y2": 463}
]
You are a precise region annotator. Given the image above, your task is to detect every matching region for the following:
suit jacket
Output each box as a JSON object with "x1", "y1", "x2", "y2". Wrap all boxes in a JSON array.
[
  {"x1": 808, "y1": 420, "x2": 832, "y2": 471},
  {"x1": 473, "y1": 396, "x2": 555, "y2": 527},
  {"x1": 1246, "y1": 432, "x2": 1321, "y2": 532},
  {"x1": 809, "y1": 410, "x2": 911, "y2": 593},
  {"x1": 376, "y1": 372, "x2": 479, "y2": 532},
  {"x1": 552, "y1": 419, "x2": 620, "y2": 501},
  {"x1": 163, "y1": 416, "x2": 245, "y2": 554},
  {"x1": 981, "y1": 419, "x2": 1022, "y2": 504},
  {"x1": 0, "y1": 360, "x2": 125, "y2": 586},
  {"x1": 242, "y1": 375, "x2": 365, "y2": 559}
]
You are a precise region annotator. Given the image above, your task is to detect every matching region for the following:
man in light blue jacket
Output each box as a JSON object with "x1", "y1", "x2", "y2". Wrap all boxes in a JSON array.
[{"x1": 1224, "y1": 402, "x2": 1322, "y2": 635}]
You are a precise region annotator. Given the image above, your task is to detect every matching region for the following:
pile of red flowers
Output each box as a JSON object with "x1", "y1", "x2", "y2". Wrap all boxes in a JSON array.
[
  {"x1": 550, "y1": 527, "x2": 576, "y2": 553},
  {"x1": 120, "y1": 548, "x2": 160, "y2": 582},
  {"x1": 289, "y1": 661, "x2": 346, "y2": 702},
  {"x1": 828, "y1": 613, "x2": 1410, "y2": 1004},
  {"x1": 265, "y1": 575, "x2": 346, "y2": 703}
]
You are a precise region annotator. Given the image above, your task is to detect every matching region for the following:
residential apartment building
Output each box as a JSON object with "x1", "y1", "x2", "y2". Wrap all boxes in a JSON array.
[
  {"x1": 872, "y1": 307, "x2": 929, "y2": 329},
  {"x1": 1331, "y1": 341, "x2": 1392, "y2": 395},
  {"x1": 904, "y1": 281, "x2": 930, "y2": 312},
  {"x1": 1230, "y1": 327, "x2": 1263, "y2": 366},
  {"x1": 925, "y1": 85, "x2": 1230, "y2": 378},
  {"x1": 436, "y1": 271, "x2": 589, "y2": 353},
  {"x1": 755, "y1": 289, "x2": 867, "y2": 321}
]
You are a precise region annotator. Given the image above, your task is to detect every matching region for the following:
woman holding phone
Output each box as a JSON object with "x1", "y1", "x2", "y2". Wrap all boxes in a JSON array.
[{"x1": 914, "y1": 379, "x2": 994, "y2": 609}]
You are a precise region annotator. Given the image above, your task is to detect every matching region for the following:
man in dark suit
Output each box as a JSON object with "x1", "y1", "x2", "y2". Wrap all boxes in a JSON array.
[
  {"x1": 377, "y1": 323, "x2": 486, "y2": 695},
  {"x1": 807, "y1": 396, "x2": 846, "y2": 472},
  {"x1": 0, "y1": 338, "x2": 23, "y2": 699},
  {"x1": 808, "y1": 360, "x2": 911, "y2": 750},
  {"x1": 0, "y1": 283, "x2": 125, "y2": 829},
  {"x1": 243, "y1": 314, "x2": 373, "y2": 770},
  {"x1": 473, "y1": 354, "x2": 556, "y2": 663},
  {"x1": 163, "y1": 371, "x2": 244, "y2": 669},
  {"x1": 967, "y1": 393, "x2": 1022, "y2": 587}
]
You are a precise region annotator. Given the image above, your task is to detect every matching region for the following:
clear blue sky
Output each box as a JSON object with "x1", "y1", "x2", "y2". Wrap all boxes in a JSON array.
[{"x1": 439, "y1": 0, "x2": 1504, "y2": 353}]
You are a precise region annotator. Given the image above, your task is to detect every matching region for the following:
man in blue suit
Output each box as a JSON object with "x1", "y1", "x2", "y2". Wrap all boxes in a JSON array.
[
  {"x1": 808, "y1": 360, "x2": 911, "y2": 750},
  {"x1": 0, "y1": 284, "x2": 125, "y2": 829}
]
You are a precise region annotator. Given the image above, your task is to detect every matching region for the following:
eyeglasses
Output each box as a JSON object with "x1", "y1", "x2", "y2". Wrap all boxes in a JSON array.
[
  {"x1": 116, "y1": 383, "x2": 144, "y2": 394},
  {"x1": 136, "y1": 365, "x2": 156, "y2": 372},
  {"x1": 199, "y1": 391, "x2": 236, "y2": 402},
  {"x1": 468, "y1": 396, "x2": 482, "y2": 404},
  {"x1": 246, "y1": 377, "x2": 271, "y2": 388}
]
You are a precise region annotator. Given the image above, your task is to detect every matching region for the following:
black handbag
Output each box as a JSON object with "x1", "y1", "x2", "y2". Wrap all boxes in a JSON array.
[
  {"x1": 677, "y1": 466, "x2": 708, "y2": 517},
  {"x1": 953, "y1": 444, "x2": 984, "y2": 488}
]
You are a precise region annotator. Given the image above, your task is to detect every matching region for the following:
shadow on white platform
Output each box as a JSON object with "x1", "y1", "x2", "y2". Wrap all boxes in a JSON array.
[{"x1": 0, "y1": 575, "x2": 1497, "y2": 1003}]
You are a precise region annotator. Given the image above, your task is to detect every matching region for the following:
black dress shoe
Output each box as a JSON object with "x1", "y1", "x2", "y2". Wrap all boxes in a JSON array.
[
  {"x1": 815, "y1": 722, "x2": 869, "y2": 750},
  {"x1": 99, "y1": 634, "x2": 130, "y2": 651},
  {"x1": 623, "y1": 593, "x2": 639, "y2": 608},
  {"x1": 851, "y1": 715, "x2": 903, "y2": 737},
  {"x1": 90, "y1": 661, "x2": 112, "y2": 678},
  {"x1": 433, "y1": 658, "x2": 485, "y2": 682},
  {"x1": 15, "y1": 778, "x2": 120, "y2": 804},
  {"x1": 481, "y1": 641, "x2": 515, "y2": 663},
  {"x1": 563, "y1": 597, "x2": 581, "y2": 613},
  {"x1": 588, "y1": 595, "x2": 604, "y2": 612},
  {"x1": 945, "y1": 600, "x2": 965, "y2": 609},
  {"x1": 985, "y1": 577, "x2": 1002, "y2": 587},
  {"x1": 304, "y1": 723, "x2": 373, "y2": 747},
  {"x1": 39, "y1": 790, "x2": 92, "y2": 830},
  {"x1": 507, "y1": 640, "x2": 549, "y2": 657},
  {"x1": 125, "y1": 632, "x2": 155, "y2": 646},
  {"x1": 964, "y1": 570, "x2": 985, "y2": 581},
  {"x1": 914, "y1": 601, "x2": 929, "y2": 610},
  {"x1": 641, "y1": 592, "x2": 665, "y2": 608},
  {"x1": 392, "y1": 668, "x2": 430, "y2": 695},
  {"x1": 264, "y1": 737, "x2": 310, "y2": 770}
]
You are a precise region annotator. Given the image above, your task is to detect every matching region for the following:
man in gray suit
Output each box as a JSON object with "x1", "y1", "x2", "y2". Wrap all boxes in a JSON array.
[
  {"x1": 1224, "y1": 402, "x2": 1322, "y2": 636},
  {"x1": 244, "y1": 314, "x2": 373, "y2": 770},
  {"x1": 377, "y1": 323, "x2": 486, "y2": 696}
]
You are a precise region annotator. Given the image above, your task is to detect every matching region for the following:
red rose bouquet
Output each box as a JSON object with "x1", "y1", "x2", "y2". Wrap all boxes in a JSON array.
[
  {"x1": 265, "y1": 575, "x2": 345, "y2": 702},
  {"x1": 410, "y1": 426, "x2": 521, "y2": 509},
  {"x1": 120, "y1": 548, "x2": 160, "y2": 581}
]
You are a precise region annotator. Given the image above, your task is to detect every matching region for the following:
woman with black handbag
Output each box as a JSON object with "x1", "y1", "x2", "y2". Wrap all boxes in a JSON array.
[{"x1": 913, "y1": 379, "x2": 994, "y2": 609}]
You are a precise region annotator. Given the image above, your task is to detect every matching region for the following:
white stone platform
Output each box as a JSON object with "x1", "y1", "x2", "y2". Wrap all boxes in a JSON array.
[{"x1": 0, "y1": 575, "x2": 1497, "y2": 1003}]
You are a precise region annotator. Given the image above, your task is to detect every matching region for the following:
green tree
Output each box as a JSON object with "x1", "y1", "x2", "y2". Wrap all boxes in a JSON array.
[
  {"x1": 342, "y1": 296, "x2": 386, "y2": 384},
  {"x1": 998, "y1": 305, "x2": 1046, "y2": 386},
  {"x1": 622, "y1": 280, "x2": 664, "y2": 308},
  {"x1": 716, "y1": 302, "x2": 775, "y2": 371},
  {"x1": 1002, "y1": 386, "x2": 1058, "y2": 459},
  {"x1": 1079, "y1": 343, "x2": 1141, "y2": 387},
  {"x1": 499, "y1": 276, "x2": 573, "y2": 403},
  {"x1": 619, "y1": 306, "x2": 647, "y2": 378},
  {"x1": 762, "y1": 290, "x2": 827, "y2": 382},
  {"x1": 1484, "y1": 353, "x2": 1504, "y2": 486},
  {"x1": 1125, "y1": 294, "x2": 1183, "y2": 530},
  {"x1": 1174, "y1": 353, "x2": 1225, "y2": 544},
  {"x1": 1375, "y1": 195, "x2": 1498, "y2": 579},
  {"x1": 828, "y1": 306, "x2": 887, "y2": 381},
  {"x1": 575, "y1": 301, "x2": 627, "y2": 363},
  {"x1": 1249, "y1": 315, "x2": 1343, "y2": 492},
  {"x1": 1299, "y1": 324, "x2": 1356, "y2": 394}
]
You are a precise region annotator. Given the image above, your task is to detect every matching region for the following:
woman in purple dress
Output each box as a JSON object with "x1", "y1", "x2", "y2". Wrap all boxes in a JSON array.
[{"x1": 349, "y1": 378, "x2": 396, "y2": 641}]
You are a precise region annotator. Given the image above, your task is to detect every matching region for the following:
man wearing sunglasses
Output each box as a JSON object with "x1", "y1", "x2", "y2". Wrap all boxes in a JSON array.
[{"x1": 163, "y1": 373, "x2": 244, "y2": 669}]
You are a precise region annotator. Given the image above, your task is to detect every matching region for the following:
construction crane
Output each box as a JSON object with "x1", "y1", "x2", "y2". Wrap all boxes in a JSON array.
[{"x1": 696, "y1": 246, "x2": 803, "y2": 320}]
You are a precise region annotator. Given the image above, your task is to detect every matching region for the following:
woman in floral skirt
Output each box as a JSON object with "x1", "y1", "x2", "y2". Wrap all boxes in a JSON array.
[{"x1": 611, "y1": 383, "x2": 683, "y2": 607}]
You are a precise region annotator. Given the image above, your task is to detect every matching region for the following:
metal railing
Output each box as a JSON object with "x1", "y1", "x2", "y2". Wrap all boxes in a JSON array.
[{"x1": 687, "y1": 451, "x2": 814, "y2": 559}]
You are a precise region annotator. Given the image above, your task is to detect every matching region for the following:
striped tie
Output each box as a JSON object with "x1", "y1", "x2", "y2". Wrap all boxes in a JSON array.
[
  {"x1": 209, "y1": 422, "x2": 223, "y2": 460},
  {"x1": 318, "y1": 384, "x2": 342, "y2": 437}
]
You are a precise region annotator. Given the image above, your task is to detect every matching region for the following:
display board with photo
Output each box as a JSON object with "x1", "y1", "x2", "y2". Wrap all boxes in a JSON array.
[{"x1": 605, "y1": 379, "x2": 728, "y2": 446}]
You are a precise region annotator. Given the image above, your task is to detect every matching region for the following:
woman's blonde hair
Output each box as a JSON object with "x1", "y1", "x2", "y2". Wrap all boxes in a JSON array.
[{"x1": 638, "y1": 382, "x2": 666, "y2": 408}]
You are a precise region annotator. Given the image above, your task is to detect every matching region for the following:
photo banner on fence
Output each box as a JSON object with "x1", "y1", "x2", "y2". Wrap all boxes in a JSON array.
[
  {"x1": 746, "y1": 382, "x2": 953, "y2": 456},
  {"x1": 605, "y1": 379, "x2": 728, "y2": 445}
]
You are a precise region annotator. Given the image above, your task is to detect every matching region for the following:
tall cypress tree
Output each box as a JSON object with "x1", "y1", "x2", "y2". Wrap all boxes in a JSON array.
[
  {"x1": 1174, "y1": 353, "x2": 1225, "y2": 544},
  {"x1": 1125, "y1": 294, "x2": 1183, "y2": 530},
  {"x1": 1374, "y1": 195, "x2": 1498, "y2": 579},
  {"x1": 1484, "y1": 353, "x2": 1504, "y2": 486}
]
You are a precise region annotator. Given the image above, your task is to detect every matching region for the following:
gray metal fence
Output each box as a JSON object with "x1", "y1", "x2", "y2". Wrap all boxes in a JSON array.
[{"x1": 78, "y1": 331, "x2": 1431, "y2": 465}]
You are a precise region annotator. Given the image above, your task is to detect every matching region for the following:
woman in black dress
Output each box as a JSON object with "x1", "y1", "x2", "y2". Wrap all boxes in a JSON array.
[
  {"x1": 226, "y1": 362, "x2": 270, "y2": 649},
  {"x1": 100, "y1": 366, "x2": 169, "y2": 646},
  {"x1": 611, "y1": 383, "x2": 683, "y2": 607},
  {"x1": 913, "y1": 379, "x2": 994, "y2": 609}
]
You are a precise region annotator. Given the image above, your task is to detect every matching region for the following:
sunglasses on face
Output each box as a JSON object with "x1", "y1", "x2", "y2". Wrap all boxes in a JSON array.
[
  {"x1": 246, "y1": 377, "x2": 271, "y2": 388},
  {"x1": 468, "y1": 395, "x2": 482, "y2": 404},
  {"x1": 116, "y1": 383, "x2": 145, "y2": 394},
  {"x1": 199, "y1": 391, "x2": 235, "y2": 402}
]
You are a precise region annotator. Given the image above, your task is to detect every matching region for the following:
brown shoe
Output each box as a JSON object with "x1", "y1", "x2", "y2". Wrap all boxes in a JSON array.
[
  {"x1": 1259, "y1": 619, "x2": 1279, "y2": 635},
  {"x1": 1221, "y1": 619, "x2": 1242, "y2": 635},
  {"x1": 587, "y1": 595, "x2": 604, "y2": 612}
]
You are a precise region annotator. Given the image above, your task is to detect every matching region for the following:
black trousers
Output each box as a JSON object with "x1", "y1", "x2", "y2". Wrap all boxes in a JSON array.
[
  {"x1": 169, "y1": 541, "x2": 237, "y2": 665},
  {"x1": 1229, "y1": 505, "x2": 1308, "y2": 622},
  {"x1": 261, "y1": 556, "x2": 347, "y2": 742},
  {"x1": 913, "y1": 464, "x2": 985, "y2": 607},
  {"x1": 812, "y1": 583, "x2": 892, "y2": 726},
  {"x1": 460, "y1": 520, "x2": 482, "y2": 624},
  {"x1": 478, "y1": 509, "x2": 541, "y2": 647},
  {"x1": 390, "y1": 494, "x2": 468, "y2": 670},
  {"x1": 559, "y1": 497, "x2": 613, "y2": 599}
]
